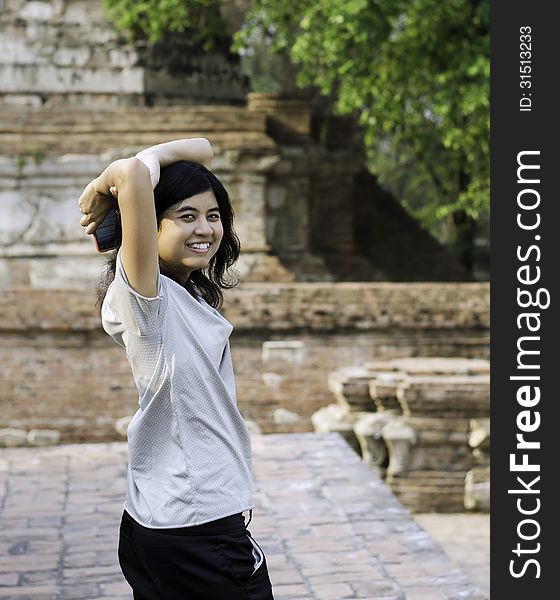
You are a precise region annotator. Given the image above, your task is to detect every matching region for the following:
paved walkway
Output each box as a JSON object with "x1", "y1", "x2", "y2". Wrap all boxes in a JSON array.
[
  {"x1": 0, "y1": 433, "x2": 487, "y2": 600},
  {"x1": 413, "y1": 514, "x2": 489, "y2": 600}
]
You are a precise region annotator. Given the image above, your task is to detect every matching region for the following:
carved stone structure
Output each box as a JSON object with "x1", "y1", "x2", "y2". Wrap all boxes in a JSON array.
[
  {"x1": 0, "y1": 0, "x2": 469, "y2": 287},
  {"x1": 0, "y1": 1, "x2": 490, "y2": 449},
  {"x1": 464, "y1": 418, "x2": 490, "y2": 511},
  {"x1": 313, "y1": 357, "x2": 490, "y2": 512},
  {"x1": 1, "y1": 283, "x2": 489, "y2": 443}
]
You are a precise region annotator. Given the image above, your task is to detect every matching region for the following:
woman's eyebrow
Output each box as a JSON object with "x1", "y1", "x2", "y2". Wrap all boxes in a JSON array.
[{"x1": 175, "y1": 205, "x2": 220, "y2": 214}]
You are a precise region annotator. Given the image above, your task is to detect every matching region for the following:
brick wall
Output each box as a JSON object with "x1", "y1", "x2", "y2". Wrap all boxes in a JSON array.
[{"x1": 0, "y1": 282, "x2": 489, "y2": 442}]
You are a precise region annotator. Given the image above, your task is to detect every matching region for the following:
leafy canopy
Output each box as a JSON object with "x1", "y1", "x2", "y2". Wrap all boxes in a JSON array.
[
  {"x1": 102, "y1": 0, "x2": 225, "y2": 46},
  {"x1": 103, "y1": 0, "x2": 489, "y2": 238},
  {"x1": 236, "y1": 0, "x2": 490, "y2": 225}
]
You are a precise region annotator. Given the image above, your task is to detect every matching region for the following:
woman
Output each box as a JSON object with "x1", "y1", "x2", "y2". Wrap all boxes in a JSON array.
[{"x1": 78, "y1": 138, "x2": 275, "y2": 600}]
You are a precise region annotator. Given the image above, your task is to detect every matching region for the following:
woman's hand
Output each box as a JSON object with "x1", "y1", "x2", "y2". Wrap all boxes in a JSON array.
[
  {"x1": 78, "y1": 178, "x2": 117, "y2": 235},
  {"x1": 78, "y1": 159, "x2": 128, "y2": 235},
  {"x1": 78, "y1": 158, "x2": 141, "y2": 234}
]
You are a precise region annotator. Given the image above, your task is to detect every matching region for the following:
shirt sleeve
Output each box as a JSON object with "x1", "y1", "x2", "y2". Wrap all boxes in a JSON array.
[{"x1": 101, "y1": 248, "x2": 167, "y2": 345}]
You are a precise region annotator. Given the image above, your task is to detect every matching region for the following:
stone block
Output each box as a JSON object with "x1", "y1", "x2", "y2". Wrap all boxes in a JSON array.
[
  {"x1": 328, "y1": 366, "x2": 377, "y2": 412},
  {"x1": 353, "y1": 413, "x2": 392, "y2": 470},
  {"x1": 0, "y1": 428, "x2": 28, "y2": 446},
  {"x1": 27, "y1": 428, "x2": 61, "y2": 446},
  {"x1": 247, "y1": 92, "x2": 312, "y2": 136},
  {"x1": 52, "y1": 47, "x2": 91, "y2": 67},
  {"x1": 115, "y1": 416, "x2": 132, "y2": 438},
  {"x1": 388, "y1": 471, "x2": 467, "y2": 512},
  {"x1": 469, "y1": 418, "x2": 490, "y2": 460},
  {"x1": 382, "y1": 419, "x2": 417, "y2": 475},
  {"x1": 464, "y1": 466, "x2": 490, "y2": 512},
  {"x1": 245, "y1": 419, "x2": 262, "y2": 436},
  {"x1": 388, "y1": 357, "x2": 489, "y2": 375},
  {"x1": 273, "y1": 408, "x2": 303, "y2": 425},
  {"x1": 396, "y1": 374, "x2": 490, "y2": 418},
  {"x1": 20, "y1": 1, "x2": 54, "y2": 21},
  {"x1": 262, "y1": 340, "x2": 305, "y2": 364},
  {"x1": 368, "y1": 372, "x2": 406, "y2": 414},
  {"x1": 310, "y1": 404, "x2": 364, "y2": 456}
]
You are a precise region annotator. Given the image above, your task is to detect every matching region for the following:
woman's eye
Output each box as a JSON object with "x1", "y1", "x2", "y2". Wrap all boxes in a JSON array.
[{"x1": 209, "y1": 214, "x2": 221, "y2": 220}]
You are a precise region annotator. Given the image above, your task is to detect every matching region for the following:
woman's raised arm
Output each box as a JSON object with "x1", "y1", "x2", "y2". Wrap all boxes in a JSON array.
[
  {"x1": 79, "y1": 157, "x2": 159, "y2": 298},
  {"x1": 135, "y1": 138, "x2": 213, "y2": 188}
]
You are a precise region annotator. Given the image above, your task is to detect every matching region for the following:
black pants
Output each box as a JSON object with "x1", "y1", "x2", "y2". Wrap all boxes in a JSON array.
[{"x1": 118, "y1": 510, "x2": 275, "y2": 600}]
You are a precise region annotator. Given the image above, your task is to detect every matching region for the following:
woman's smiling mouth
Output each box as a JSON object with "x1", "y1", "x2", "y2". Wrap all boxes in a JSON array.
[{"x1": 186, "y1": 242, "x2": 211, "y2": 253}]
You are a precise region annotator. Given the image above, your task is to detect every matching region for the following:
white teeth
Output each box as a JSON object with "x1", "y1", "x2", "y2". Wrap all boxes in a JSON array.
[{"x1": 188, "y1": 243, "x2": 210, "y2": 249}]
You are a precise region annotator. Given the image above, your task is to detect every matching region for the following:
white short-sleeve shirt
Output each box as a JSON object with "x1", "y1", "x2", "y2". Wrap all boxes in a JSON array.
[{"x1": 101, "y1": 249, "x2": 254, "y2": 527}]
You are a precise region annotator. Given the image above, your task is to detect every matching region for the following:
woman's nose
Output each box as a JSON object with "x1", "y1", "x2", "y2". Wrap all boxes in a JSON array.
[{"x1": 194, "y1": 219, "x2": 213, "y2": 234}]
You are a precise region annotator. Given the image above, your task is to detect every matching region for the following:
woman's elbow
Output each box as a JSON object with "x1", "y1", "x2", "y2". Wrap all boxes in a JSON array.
[{"x1": 199, "y1": 138, "x2": 214, "y2": 168}]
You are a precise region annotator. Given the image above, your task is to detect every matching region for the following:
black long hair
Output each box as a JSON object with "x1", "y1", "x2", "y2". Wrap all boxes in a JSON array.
[{"x1": 96, "y1": 160, "x2": 241, "y2": 311}]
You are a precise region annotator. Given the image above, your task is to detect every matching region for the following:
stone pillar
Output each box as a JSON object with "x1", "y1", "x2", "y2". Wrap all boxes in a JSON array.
[
  {"x1": 464, "y1": 418, "x2": 490, "y2": 512},
  {"x1": 382, "y1": 419, "x2": 417, "y2": 475},
  {"x1": 247, "y1": 92, "x2": 313, "y2": 136},
  {"x1": 311, "y1": 365, "x2": 380, "y2": 456},
  {"x1": 367, "y1": 370, "x2": 406, "y2": 414},
  {"x1": 310, "y1": 404, "x2": 365, "y2": 457},
  {"x1": 327, "y1": 366, "x2": 377, "y2": 412},
  {"x1": 234, "y1": 173, "x2": 271, "y2": 252},
  {"x1": 353, "y1": 413, "x2": 392, "y2": 473}
]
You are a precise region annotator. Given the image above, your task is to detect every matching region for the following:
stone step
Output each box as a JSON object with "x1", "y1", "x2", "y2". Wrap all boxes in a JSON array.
[
  {"x1": 2, "y1": 131, "x2": 276, "y2": 157},
  {"x1": 0, "y1": 106, "x2": 275, "y2": 156},
  {"x1": 394, "y1": 491, "x2": 467, "y2": 513},
  {"x1": 1, "y1": 106, "x2": 266, "y2": 131},
  {"x1": 390, "y1": 470, "x2": 468, "y2": 481},
  {"x1": 379, "y1": 356, "x2": 490, "y2": 375}
]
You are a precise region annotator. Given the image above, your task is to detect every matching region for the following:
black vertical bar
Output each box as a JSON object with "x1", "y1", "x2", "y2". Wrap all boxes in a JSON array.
[{"x1": 491, "y1": 1, "x2": 559, "y2": 597}]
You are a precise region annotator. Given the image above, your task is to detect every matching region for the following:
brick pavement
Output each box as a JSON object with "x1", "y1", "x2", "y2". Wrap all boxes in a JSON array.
[
  {"x1": 0, "y1": 433, "x2": 487, "y2": 600},
  {"x1": 412, "y1": 514, "x2": 489, "y2": 600}
]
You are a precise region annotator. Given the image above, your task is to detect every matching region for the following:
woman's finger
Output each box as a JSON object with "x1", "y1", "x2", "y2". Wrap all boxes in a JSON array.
[{"x1": 85, "y1": 221, "x2": 97, "y2": 235}]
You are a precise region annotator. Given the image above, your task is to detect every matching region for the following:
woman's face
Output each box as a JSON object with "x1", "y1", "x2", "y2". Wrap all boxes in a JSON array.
[{"x1": 157, "y1": 190, "x2": 223, "y2": 281}]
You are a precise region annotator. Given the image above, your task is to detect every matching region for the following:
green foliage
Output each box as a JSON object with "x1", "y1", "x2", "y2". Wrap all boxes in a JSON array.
[
  {"x1": 103, "y1": 0, "x2": 489, "y2": 251},
  {"x1": 16, "y1": 144, "x2": 46, "y2": 175},
  {"x1": 103, "y1": 0, "x2": 226, "y2": 47},
  {"x1": 236, "y1": 0, "x2": 490, "y2": 237}
]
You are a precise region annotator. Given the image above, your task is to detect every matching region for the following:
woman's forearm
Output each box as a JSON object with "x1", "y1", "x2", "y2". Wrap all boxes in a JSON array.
[
  {"x1": 91, "y1": 157, "x2": 144, "y2": 196},
  {"x1": 79, "y1": 158, "x2": 152, "y2": 236},
  {"x1": 135, "y1": 138, "x2": 213, "y2": 169}
]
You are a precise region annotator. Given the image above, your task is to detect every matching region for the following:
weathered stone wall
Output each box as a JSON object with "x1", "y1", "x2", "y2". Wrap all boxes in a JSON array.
[
  {"x1": 0, "y1": 0, "x2": 246, "y2": 107},
  {"x1": 0, "y1": 0, "x2": 469, "y2": 285},
  {"x1": 0, "y1": 282, "x2": 489, "y2": 443}
]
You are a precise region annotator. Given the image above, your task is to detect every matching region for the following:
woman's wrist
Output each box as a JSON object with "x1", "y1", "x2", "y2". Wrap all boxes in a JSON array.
[
  {"x1": 92, "y1": 158, "x2": 147, "y2": 195},
  {"x1": 135, "y1": 138, "x2": 213, "y2": 169}
]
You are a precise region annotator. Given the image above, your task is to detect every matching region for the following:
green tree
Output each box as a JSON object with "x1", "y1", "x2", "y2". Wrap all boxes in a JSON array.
[
  {"x1": 235, "y1": 0, "x2": 489, "y2": 271},
  {"x1": 102, "y1": 0, "x2": 225, "y2": 46},
  {"x1": 104, "y1": 0, "x2": 489, "y2": 272}
]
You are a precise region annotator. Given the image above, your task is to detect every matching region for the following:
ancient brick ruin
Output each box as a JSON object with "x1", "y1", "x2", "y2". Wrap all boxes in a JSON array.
[
  {"x1": 313, "y1": 358, "x2": 490, "y2": 513},
  {"x1": 1, "y1": 0, "x2": 490, "y2": 516}
]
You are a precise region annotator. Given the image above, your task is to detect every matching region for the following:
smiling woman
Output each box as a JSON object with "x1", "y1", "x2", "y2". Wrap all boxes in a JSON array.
[
  {"x1": 158, "y1": 189, "x2": 224, "y2": 281},
  {"x1": 91, "y1": 156, "x2": 241, "y2": 310},
  {"x1": 77, "y1": 139, "x2": 275, "y2": 599}
]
